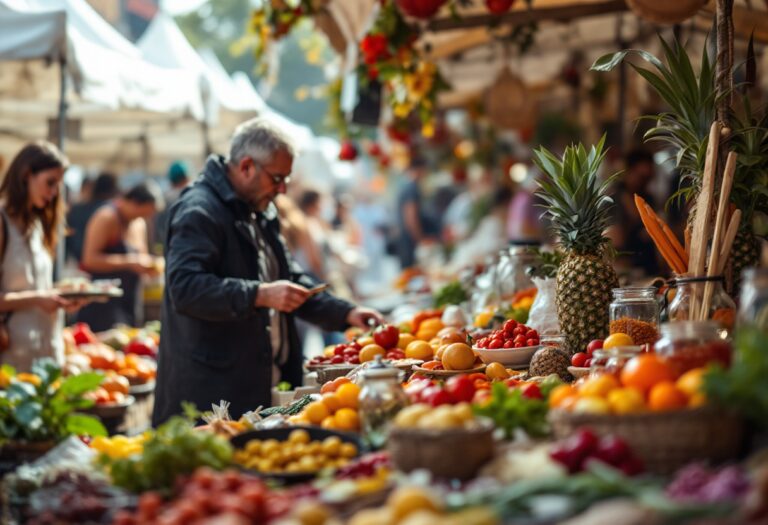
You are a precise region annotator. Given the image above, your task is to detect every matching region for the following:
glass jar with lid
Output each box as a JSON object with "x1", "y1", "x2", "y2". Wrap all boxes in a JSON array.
[
  {"x1": 589, "y1": 346, "x2": 643, "y2": 377},
  {"x1": 654, "y1": 321, "x2": 732, "y2": 376},
  {"x1": 609, "y1": 287, "x2": 661, "y2": 346},
  {"x1": 498, "y1": 241, "x2": 539, "y2": 301},
  {"x1": 358, "y1": 358, "x2": 410, "y2": 449},
  {"x1": 666, "y1": 276, "x2": 736, "y2": 337}
]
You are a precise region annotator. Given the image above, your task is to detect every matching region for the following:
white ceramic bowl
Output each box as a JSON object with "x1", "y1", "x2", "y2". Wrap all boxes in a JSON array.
[{"x1": 473, "y1": 345, "x2": 542, "y2": 367}]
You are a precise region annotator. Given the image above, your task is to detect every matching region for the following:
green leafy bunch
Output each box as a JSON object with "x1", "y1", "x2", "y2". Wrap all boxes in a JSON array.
[
  {"x1": 433, "y1": 280, "x2": 469, "y2": 308},
  {"x1": 473, "y1": 382, "x2": 550, "y2": 439},
  {"x1": 100, "y1": 408, "x2": 233, "y2": 495},
  {"x1": 704, "y1": 325, "x2": 768, "y2": 427},
  {"x1": 0, "y1": 359, "x2": 106, "y2": 443},
  {"x1": 533, "y1": 135, "x2": 618, "y2": 255},
  {"x1": 525, "y1": 247, "x2": 565, "y2": 279},
  {"x1": 591, "y1": 37, "x2": 719, "y2": 205}
]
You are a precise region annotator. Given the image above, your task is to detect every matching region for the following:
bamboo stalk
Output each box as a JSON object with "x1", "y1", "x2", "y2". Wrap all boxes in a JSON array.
[
  {"x1": 689, "y1": 122, "x2": 722, "y2": 320},
  {"x1": 717, "y1": 209, "x2": 742, "y2": 275},
  {"x1": 701, "y1": 151, "x2": 738, "y2": 320}
]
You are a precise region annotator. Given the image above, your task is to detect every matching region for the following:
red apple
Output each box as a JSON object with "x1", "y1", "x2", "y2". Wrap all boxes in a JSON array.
[{"x1": 373, "y1": 324, "x2": 399, "y2": 349}]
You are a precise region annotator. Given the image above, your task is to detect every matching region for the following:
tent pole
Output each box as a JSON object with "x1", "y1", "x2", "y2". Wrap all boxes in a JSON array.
[{"x1": 55, "y1": 55, "x2": 68, "y2": 282}]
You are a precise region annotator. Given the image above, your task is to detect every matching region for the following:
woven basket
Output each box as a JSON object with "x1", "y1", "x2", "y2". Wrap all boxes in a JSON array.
[
  {"x1": 388, "y1": 420, "x2": 495, "y2": 480},
  {"x1": 549, "y1": 407, "x2": 743, "y2": 474}
]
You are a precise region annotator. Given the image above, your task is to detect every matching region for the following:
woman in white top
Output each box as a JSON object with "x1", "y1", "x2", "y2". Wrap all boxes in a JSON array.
[{"x1": 0, "y1": 141, "x2": 75, "y2": 371}]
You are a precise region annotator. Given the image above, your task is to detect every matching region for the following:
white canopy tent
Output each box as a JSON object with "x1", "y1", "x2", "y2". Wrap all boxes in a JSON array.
[{"x1": 0, "y1": 0, "x2": 205, "y2": 172}]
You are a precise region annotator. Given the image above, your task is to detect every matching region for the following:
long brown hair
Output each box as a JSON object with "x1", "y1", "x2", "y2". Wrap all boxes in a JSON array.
[{"x1": 0, "y1": 141, "x2": 68, "y2": 253}]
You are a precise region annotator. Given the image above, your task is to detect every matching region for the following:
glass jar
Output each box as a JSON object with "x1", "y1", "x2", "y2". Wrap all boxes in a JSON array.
[
  {"x1": 654, "y1": 321, "x2": 733, "y2": 376},
  {"x1": 358, "y1": 360, "x2": 410, "y2": 449},
  {"x1": 498, "y1": 241, "x2": 539, "y2": 301},
  {"x1": 604, "y1": 346, "x2": 644, "y2": 376},
  {"x1": 609, "y1": 287, "x2": 660, "y2": 346},
  {"x1": 589, "y1": 350, "x2": 610, "y2": 377},
  {"x1": 739, "y1": 268, "x2": 768, "y2": 331},
  {"x1": 540, "y1": 334, "x2": 566, "y2": 352},
  {"x1": 666, "y1": 276, "x2": 736, "y2": 338}
]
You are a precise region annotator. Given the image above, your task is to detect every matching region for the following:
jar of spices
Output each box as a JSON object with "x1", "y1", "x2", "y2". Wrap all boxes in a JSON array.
[
  {"x1": 358, "y1": 358, "x2": 410, "y2": 449},
  {"x1": 666, "y1": 276, "x2": 736, "y2": 338},
  {"x1": 654, "y1": 321, "x2": 732, "y2": 376},
  {"x1": 609, "y1": 287, "x2": 660, "y2": 345}
]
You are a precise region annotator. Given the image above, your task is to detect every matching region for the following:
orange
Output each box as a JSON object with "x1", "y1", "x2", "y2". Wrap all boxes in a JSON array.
[
  {"x1": 304, "y1": 401, "x2": 331, "y2": 425},
  {"x1": 360, "y1": 344, "x2": 386, "y2": 363},
  {"x1": 579, "y1": 374, "x2": 620, "y2": 398},
  {"x1": 548, "y1": 384, "x2": 577, "y2": 408},
  {"x1": 620, "y1": 354, "x2": 676, "y2": 395},
  {"x1": 485, "y1": 362, "x2": 510, "y2": 381},
  {"x1": 603, "y1": 333, "x2": 634, "y2": 349},
  {"x1": 336, "y1": 383, "x2": 361, "y2": 409},
  {"x1": 435, "y1": 345, "x2": 448, "y2": 360},
  {"x1": 648, "y1": 382, "x2": 688, "y2": 411},
  {"x1": 607, "y1": 387, "x2": 646, "y2": 414},
  {"x1": 405, "y1": 340, "x2": 434, "y2": 361},
  {"x1": 676, "y1": 368, "x2": 705, "y2": 397},
  {"x1": 441, "y1": 343, "x2": 476, "y2": 370},
  {"x1": 397, "y1": 334, "x2": 416, "y2": 350},
  {"x1": 320, "y1": 376, "x2": 350, "y2": 394},
  {"x1": 419, "y1": 318, "x2": 444, "y2": 332},
  {"x1": 321, "y1": 393, "x2": 342, "y2": 413},
  {"x1": 333, "y1": 408, "x2": 360, "y2": 431},
  {"x1": 320, "y1": 416, "x2": 336, "y2": 429},
  {"x1": 421, "y1": 360, "x2": 442, "y2": 370}
]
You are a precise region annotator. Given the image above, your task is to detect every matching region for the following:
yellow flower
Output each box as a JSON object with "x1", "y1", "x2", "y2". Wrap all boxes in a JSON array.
[
  {"x1": 393, "y1": 102, "x2": 413, "y2": 119},
  {"x1": 421, "y1": 121, "x2": 435, "y2": 138}
]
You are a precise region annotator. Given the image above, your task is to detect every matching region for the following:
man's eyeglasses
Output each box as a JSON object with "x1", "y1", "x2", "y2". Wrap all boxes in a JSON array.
[{"x1": 253, "y1": 159, "x2": 291, "y2": 186}]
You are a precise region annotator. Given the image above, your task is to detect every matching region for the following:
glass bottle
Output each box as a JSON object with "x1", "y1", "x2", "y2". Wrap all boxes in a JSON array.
[
  {"x1": 358, "y1": 358, "x2": 409, "y2": 449},
  {"x1": 666, "y1": 276, "x2": 736, "y2": 338},
  {"x1": 655, "y1": 321, "x2": 733, "y2": 376},
  {"x1": 609, "y1": 287, "x2": 661, "y2": 345},
  {"x1": 739, "y1": 268, "x2": 768, "y2": 331}
]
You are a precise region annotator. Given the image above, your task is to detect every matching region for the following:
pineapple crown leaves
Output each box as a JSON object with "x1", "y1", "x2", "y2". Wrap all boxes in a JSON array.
[
  {"x1": 591, "y1": 35, "x2": 725, "y2": 204},
  {"x1": 533, "y1": 135, "x2": 618, "y2": 255}
]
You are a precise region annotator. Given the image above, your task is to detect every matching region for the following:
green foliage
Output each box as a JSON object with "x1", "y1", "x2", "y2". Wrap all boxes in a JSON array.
[
  {"x1": 100, "y1": 414, "x2": 233, "y2": 495},
  {"x1": 525, "y1": 248, "x2": 565, "y2": 279},
  {"x1": 0, "y1": 358, "x2": 106, "y2": 443},
  {"x1": 433, "y1": 281, "x2": 469, "y2": 308},
  {"x1": 728, "y1": 96, "x2": 768, "y2": 225},
  {"x1": 533, "y1": 135, "x2": 618, "y2": 255},
  {"x1": 592, "y1": 36, "x2": 718, "y2": 207},
  {"x1": 473, "y1": 382, "x2": 549, "y2": 439},
  {"x1": 704, "y1": 325, "x2": 768, "y2": 427}
]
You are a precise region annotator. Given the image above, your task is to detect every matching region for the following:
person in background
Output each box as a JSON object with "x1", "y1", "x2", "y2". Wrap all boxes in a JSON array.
[
  {"x1": 449, "y1": 187, "x2": 512, "y2": 272},
  {"x1": 152, "y1": 117, "x2": 382, "y2": 424},
  {"x1": 65, "y1": 172, "x2": 118, "y2": 263},
  {"x1": 155, "y1": 161, "x2": 191, "y2": 251},
  {"x1": 608, "y1": 148, "x2": 661, "y2": 276},
  {"x1": 0, "y1": 142, "x2": 83, "y2": 371},
  {"x1": 296, "y1": 189, "x2": 329, "y2": 280},
  {"x1": 77, "y1": 184, "x2": 162, "y2": 331},
  {"x1": 396, "y1": 157, "x2": 438, "y2": 269},
  {"x1": 507, "y1": 165, "x2": 545, "y2": 243}
]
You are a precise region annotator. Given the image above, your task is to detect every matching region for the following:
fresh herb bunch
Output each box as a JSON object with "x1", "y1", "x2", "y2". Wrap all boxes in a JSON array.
[
  {"x1": 525, "y1": 248, "x2": 565, "y2": 279},
  {"x1": 433, "y1": 280, "x2": 469, "y2": 308},
  {"x1": 704, "y1": 325, "x2": 768, "y2": 428},
  {"x1": 0, "y1": 359, "x2": 106, "y2": 443},
  {"x1": 473, "y1": 382, "x2": 550, "y2": 439},
  {"x1": 99, "y1": 409, "x2": 233, "y2": 495}
]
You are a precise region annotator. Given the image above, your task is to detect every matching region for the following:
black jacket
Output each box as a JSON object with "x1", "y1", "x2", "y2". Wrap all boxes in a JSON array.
[{"x1": 152, "y1": 156, "x2": 354, "y2": 425}]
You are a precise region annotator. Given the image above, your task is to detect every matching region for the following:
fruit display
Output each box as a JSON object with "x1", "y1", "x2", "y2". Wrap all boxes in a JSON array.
[
  {"x1": 90, "y1": 433, "x2": 148, "y2": 459},
  {"x1": 551, "y1": 353, "x2": 708, "y2": 415},
  {"x1": 290, "y1": 381, "x2": 361, "y2": 431},
  {"x1": 533, "y1": 138, "x2": 619, "y2": 354},
  {"x1": 233, "y1": 429, "x2": 358, "y2": 474},
  {"x1": 549, "y1": 428, "x2": 645, "y2": 475},
  {"x1": 393, "y1": 402, "x2": 480, "y2": 430},
  {"x1": 473, "y1": 320, "x2": 540, "y2": 349}
]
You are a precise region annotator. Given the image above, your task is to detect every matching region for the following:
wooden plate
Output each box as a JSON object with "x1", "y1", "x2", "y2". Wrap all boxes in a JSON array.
[{"x1": 411, "y1": 364, "x2": 486, "y2": 377}]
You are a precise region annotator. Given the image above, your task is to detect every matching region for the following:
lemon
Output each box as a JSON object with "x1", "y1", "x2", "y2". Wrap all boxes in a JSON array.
[{"x1": 603, "y1": 333, "x2": 634, "y2": 349}]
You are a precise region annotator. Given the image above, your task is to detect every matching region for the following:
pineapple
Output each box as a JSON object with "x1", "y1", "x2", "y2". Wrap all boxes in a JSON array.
[
  {"x1": 727, "y1": 228, "x2": 761, "y2": 297},
  {"x1": 533, "y1": 136, "x2": 619, "y2": 355}
]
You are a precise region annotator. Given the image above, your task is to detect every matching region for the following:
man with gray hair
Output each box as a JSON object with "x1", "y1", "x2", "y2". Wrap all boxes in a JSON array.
[{"x1": 152, "y1": 117, "x2": 382, "y2": 425}]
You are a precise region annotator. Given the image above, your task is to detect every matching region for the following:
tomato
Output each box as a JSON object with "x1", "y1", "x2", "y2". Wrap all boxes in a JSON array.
[
  {"x1": 72, "y1": 322, "x2": 98, "y2": 346},
  {"x1": 424, "y1": 387, "x2": 453, "y2": 406},
  {"x1": 445, "y1": 375, "x2": 476, "y2": 402},
  {"x1": 334, "y1": 345, "x2": 347, "y2": 356},
  {"x1": 124, "y1": 337, "x2": 157, "y2": 358},
  {"x1": 513, "y1": 326, "x2": 526, "y2": 336},
  {"x1": 503, "y1": 340, "x2": 514, "y2": 348},
  {"x1": 373, "y1": 324, "x2": 400, "y2": 349},
  {"x1": 525, "y1": 329, "x2": 538, "y2": 339},
  {"x1": 526, "y1": 338, "x2": 538, "y2": 347},
  {"x1": 330, "y1": 355, "x2": 344, "y2": 364},
  {"x1": 513, "y1": 335, "x2": 526, "y2": 345},
  {"x1": 488, "y1": 338, "x2": 502, "y2": 349},
  {"x1": 571, "y1": 352, "x2": 589, "y2": 367},
  {"x1": 521, "y1": 383, "x2": 543, "y2": 399},
  {"x1": 503, "y1": 319, "x2": 518, "y2": 335},
  {"x1": 586, "y1": 339, "x2": 604, "y2": 356}
]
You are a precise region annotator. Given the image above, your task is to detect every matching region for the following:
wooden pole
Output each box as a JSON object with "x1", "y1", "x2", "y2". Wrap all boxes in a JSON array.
[{"x1": 715, "y1": 0, "x2": 734, "y2": 124}]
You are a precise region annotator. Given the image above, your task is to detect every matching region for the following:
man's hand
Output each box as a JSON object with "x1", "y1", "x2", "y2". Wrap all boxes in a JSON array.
[
  {"x1": 255, "y1": 280, "x2": 311, "y2": 312},
  {"x1": 346, "y1": 306, "x2": 384, "y2": 329}
]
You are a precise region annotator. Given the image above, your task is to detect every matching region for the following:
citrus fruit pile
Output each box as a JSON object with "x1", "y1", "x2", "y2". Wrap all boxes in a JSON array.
[
  {"x1": 549, "y1": 353, "x2": 707, "y2": 415},
  {"x1": 233, "y1": 429, "x2": 358, "y2": 474},
  {"x1": 289, "y1": 379, "x2": 361, "y2": 431}
]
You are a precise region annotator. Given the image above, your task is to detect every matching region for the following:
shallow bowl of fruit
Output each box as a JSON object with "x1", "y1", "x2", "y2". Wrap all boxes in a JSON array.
[
  {"x1": 85, "y1": 395, "x2": 135, "y2": 419},
  {"x1": 411, "y1": 362, "x2": 486, "y2": 378},
  {"x1": 231, "y1": 427, "x2": 362, "y2": 484},
  {"x1": 473, "y1": 345, "x2": 541, "y2": 367},
  {"x1": 472, "y1": 320, "x2": 541, "y2": 367}
]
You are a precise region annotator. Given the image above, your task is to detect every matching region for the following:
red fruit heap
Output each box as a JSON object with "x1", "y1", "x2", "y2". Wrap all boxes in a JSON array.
[
  {"x1": 475, "y1": 319, "x2": 540, "y2": 349},
  {"x1": 549, "y1": 428, "x2": 644, "y2": 476}
]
